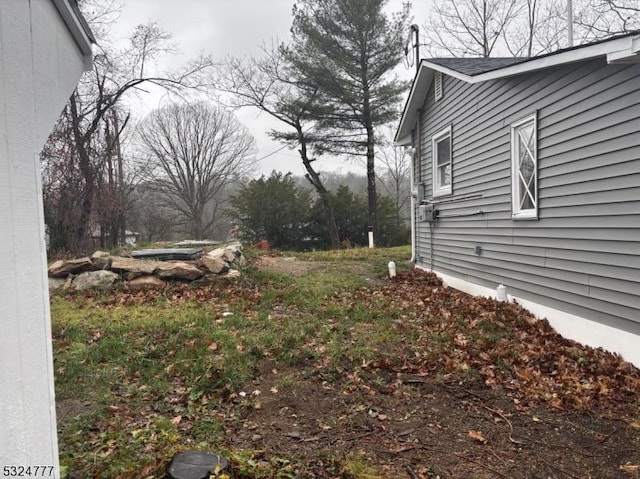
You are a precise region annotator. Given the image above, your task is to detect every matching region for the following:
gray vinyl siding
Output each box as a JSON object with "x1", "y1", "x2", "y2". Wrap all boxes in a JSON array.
[{"x1": 413, "y1": 58, "x2": 640, "y2": 336}]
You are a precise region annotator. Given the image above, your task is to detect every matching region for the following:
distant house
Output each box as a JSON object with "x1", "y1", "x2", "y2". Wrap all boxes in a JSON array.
[
  {"x1": 90, "y1": 225, "x2": 140, "y2": 247},
  {"x1": 0, "y1": 0, "x2": 93, "y2": 470},
  {"x1": 395, "y1": 33, "x2": 640, "y2": 366}
]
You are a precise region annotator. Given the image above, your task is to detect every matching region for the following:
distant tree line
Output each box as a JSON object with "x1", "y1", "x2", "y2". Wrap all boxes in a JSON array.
[
  {"x1": 424, "y1": 0, "x2": 640, "y2": 58},
  {"x1": 40, "y1": 0, "x2": 638, "y2": 255},
  {"x1": 42, "y1": 0, "x2": 412, "y2": 254}
]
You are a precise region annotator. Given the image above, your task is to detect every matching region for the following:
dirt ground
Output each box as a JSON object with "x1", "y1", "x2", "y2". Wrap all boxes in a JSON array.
[
  {"x1": 224, "y1": 256, "x2": 640, "y2": 479},
  {"x1": 254, "y1": 255, "x2": 388, "y2": 287},
  {"x1": 223, "y1": 359, "x2": 638, "y2": 478}
]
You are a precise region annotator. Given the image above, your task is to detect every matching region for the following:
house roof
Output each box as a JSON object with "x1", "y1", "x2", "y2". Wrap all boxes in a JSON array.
[
  {"x1": 395, "y1": 31, "x2": 640, "y2": 145},
  {"x1": 427, "y1": 57, "x2": 528, "y2": 76}
]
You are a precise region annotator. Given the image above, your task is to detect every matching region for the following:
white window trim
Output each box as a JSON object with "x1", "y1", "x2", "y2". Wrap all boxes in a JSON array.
[
  {"x1": 511, "y1": 113, "x2": 538, "y2": 219},
  {"x1": 432, "y1": 126, "x2": 452, "y2": 197}
]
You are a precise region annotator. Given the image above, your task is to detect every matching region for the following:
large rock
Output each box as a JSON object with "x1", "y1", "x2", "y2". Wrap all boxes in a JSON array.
[
  {"x1": 199, "y1": 256, "x2": 228, "y2": 274},
  {"x1": 48, "y1": 277, "x2": 66, "y2": 291},
  {"x1": 156, "y1": 261, "x2": 204, "y2": 281},
  {"x1": 227, "y1": 243, "x2": 246, "y2": 267},
  {"x1": 206, "y1": 244, "x2": 246, "y2": 268},
  {"x1": 90, "y1": 251, "x2": 112, "y2": 271},
  {"x1": 226, "y1": 242, "x2": 242, "y2": 253},
  {"x1": 48, "y1": 257, "x2": 93, "y2": 277},
  {"x1": 71, "y1": 270, "x2": 119, "y2": 291},
  {"x1": 127, "y1": 276, "x2": 166, "y2": 290},
  {"x1": 110, "y1": 257, "x2": 160, "y2": 277},
  {"x1": 206, "y1": 247, "x2": 235, "y2": 263},
  {"x1": 219, "y1": 269, "x2": 241, "y2": 281}
]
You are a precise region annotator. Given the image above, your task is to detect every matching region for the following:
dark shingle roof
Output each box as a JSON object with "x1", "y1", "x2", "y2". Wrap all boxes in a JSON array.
[
  {"x1": 426, "y1": 30, "x2": 640, "y2": 77},
  {"x1": 427, "y1": 57, "x2": 529, "y2": 76}
]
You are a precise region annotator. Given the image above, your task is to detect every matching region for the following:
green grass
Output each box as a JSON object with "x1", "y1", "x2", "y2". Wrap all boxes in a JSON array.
[
  {"x1": 52, "y1": 243, "x2": 640, "y2": 477},
  {"x1": 52, "y1": 246, "x2": 416, "y2": 478}
]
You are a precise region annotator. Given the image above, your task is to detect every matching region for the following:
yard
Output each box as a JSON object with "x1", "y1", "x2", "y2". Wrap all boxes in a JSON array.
[{"x1": 53, "y1": 246, "x2": 640, "y2": 478}]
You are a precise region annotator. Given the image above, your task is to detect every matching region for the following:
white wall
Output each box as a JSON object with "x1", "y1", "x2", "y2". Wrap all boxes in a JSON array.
[{"x1": 0, "y1": 0, "x2": 89, "y2": 474}]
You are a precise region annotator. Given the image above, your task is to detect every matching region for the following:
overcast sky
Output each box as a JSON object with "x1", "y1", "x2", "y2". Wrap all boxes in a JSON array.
[{"x1": 112, "y1": 0, "x2": 431, "y2": 177}]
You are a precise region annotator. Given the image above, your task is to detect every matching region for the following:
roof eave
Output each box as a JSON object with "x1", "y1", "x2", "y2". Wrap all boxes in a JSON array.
[
  {"x1": 395, "y1": 61, "x2": 433, "y2": 145},
  {"x1": 52, "y1": 0, "x2": 94, "y2": 70},
  {"x1": 395, "y1": 34, "x2": 640, "y2": 146},
  {"x1": 607, "y1": 35, "x2": 640, "y2": 63},
  {"x1": 434, "y1": 34, "x2": 640, "y2": 84}
]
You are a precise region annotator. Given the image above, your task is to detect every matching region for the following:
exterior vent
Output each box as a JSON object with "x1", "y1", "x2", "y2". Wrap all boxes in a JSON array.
[{"x1": 434, "y1": 72, "x2": 443, "y2": 101}]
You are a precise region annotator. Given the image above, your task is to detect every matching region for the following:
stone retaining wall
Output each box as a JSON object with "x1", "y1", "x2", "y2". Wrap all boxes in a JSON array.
[{"x1": 48, "y1": 243, "x2": 245, "y2": 291}]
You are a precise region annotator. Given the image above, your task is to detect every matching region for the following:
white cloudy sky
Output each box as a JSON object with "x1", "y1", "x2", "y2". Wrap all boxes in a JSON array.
[{"x1": 110, "y1": 0, "x2": 431, "y2": 177}]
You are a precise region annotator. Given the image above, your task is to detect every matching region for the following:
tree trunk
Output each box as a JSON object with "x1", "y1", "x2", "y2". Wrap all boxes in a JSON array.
[
  {"x1": 112, "y1": 110, "x2": 127, "y2": 247},
  {"x1": 297, "y1": 126, "x2": 341, "y2": 249},
  {"x1": 104, "y1": 116, "x2": 118, "y2": 249},
  {"x1": 361, "y1": 61, "x2": 379, "y2": 245},
  {"x1": 366, "y1": 124, "x2": 379, "y2": 244},
  {"x1": 305, "y1": 171, "x2": 341, "y2": 249},
  {"x1": 69, "y1": 95, "x2": 95, "y2": 253}
]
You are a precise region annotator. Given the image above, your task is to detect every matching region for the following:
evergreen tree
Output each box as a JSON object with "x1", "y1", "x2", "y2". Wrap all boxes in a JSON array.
[
  {"x1": 309, "y1": 186, "x2": 411, "y2": 249},
  {"x1": 228, "y1": 171, "x2": 313, "y2": 250},
  {"x1": 283, "y1": 0, "x2": 410, "y2": 243}
]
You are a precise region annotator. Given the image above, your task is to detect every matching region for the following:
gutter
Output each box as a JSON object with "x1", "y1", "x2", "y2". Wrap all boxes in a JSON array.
[{"x1": 51, "y1": 0, "x2": 95, "y2": 69}]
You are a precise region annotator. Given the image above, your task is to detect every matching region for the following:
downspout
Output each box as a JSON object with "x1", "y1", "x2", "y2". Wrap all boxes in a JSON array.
[
  {"x1": 406, "y1": 26, "x2": 421, "y2": 263},
  {"x1": 408, "y1": 145, "x2": 417, "y2": 263},
  {"x1": 408, "y1": 108, "x2": 422, "y2": 264}
]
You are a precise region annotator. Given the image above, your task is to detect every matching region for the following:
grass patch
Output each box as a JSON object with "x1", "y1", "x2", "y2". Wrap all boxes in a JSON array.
[
  {"x1": 53, "y1": 248, "x2": 407, "y2": 477},
  {"x1": 52, "y1": 244, "x2": 640, "y2": 478}
]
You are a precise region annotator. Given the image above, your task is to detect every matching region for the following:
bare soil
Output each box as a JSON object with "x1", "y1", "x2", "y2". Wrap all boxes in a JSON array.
[
  {"x1": 223, "y1": 360, "x2": 640, "y2": 478},
  {"x1": 225, "y1": 256, "x2": 640, "y2": 478}
]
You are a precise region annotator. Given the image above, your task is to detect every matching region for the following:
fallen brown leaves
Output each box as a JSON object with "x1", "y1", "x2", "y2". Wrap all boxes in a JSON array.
[
  {"x1": 60, "y1": 280, "x2": 262, "y2": 312},
  {"x1": 55, "y1": 260, "x2": 640, "y2": 478},
  {"x1": 331, "y1": 269, "x2": 640, "y2": 419}
]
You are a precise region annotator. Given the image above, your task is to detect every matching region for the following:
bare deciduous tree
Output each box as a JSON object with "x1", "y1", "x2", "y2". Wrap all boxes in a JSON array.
[
  {"x1": 573, "y1": 0, "x2": 640, "y2": 41},
  {"x1": 41, "y1": 0, "x2": 212, "y2": 253},
  {"x1": 217, "y1": 45, "x2": 342, "y2": 249},
  {"x1": 424, "y1": 0, "x2": 640, "y2": 59},
  {"x1": 375, "y1": 127, "x2": 412, "y2": 229},
  {"x1": 137, "y1": 102, "x2": 256, "y2": 239},
  {"x1": 425, "y1": 0, "x2": 522, "y2": 57},
  {"x1": 502, "y1": 0, "x2": 567, "y2": 56}
]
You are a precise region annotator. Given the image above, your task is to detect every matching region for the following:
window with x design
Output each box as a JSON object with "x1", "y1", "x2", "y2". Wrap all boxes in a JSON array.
[{"x1": 511, "y1": 114, "x2": 537, "y2": 218}]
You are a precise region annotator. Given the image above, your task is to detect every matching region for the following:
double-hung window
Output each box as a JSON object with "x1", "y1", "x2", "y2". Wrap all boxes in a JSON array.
[
  {"x1": 432, "y1": 126, "x2": 452, "y2": 197},
  {"x1": 511, "y1": 114, "x2": 537, "y2": 218}
]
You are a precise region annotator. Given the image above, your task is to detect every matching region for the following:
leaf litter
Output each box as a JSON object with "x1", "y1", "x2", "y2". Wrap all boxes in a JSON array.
[{"x1": 53, "y1": 260, "x2": 640, "y2": 478}]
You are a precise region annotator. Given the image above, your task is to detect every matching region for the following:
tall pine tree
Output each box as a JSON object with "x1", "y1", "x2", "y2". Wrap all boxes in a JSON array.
[{"x1": 283, "y1": 0, "x2": 410, "y2": 242}]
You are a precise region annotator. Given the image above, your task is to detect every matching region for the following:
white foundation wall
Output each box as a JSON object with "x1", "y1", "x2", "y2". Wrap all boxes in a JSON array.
[
  {"x1": 418, "y1": 267, "x2": 640, "y2": 368},
  {"x1": 0, "y1": 0, "x2": 88, "y2": 473}
]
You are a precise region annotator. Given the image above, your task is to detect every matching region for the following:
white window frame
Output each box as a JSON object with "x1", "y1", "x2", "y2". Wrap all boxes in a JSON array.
[
  {"x1": 511, "y1": 113, "x2": 538, "y2": 219},
  {"x1": 432, "y1": 125, "x2": 452, "y2": 197}
]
